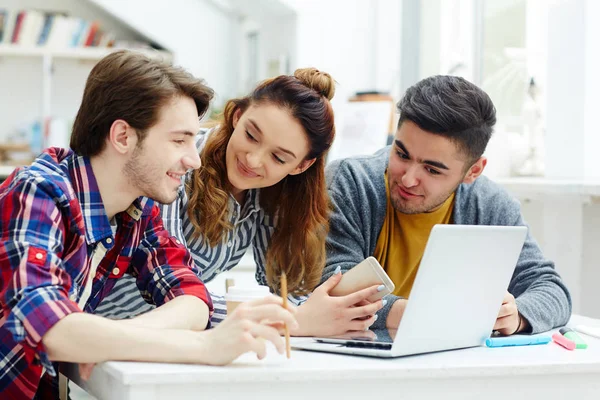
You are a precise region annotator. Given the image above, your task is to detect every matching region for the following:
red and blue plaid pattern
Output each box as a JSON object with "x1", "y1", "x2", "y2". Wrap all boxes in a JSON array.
[{"x1": 0, "y1": 148, "x2": 212, "y2": 399}]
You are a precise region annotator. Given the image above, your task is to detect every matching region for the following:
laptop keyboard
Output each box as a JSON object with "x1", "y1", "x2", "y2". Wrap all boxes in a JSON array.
[{"x1": 344, "y1": 341, "x2": 392, "y2": 350}]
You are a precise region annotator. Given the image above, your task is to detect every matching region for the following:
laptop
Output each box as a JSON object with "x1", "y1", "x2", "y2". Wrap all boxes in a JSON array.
[{"x1": 293, "y1": 224, "x2": 528, "y2": 358}]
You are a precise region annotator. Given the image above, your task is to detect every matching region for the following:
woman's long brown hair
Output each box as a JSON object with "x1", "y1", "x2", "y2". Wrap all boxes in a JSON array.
[{"x1": 186, "y1": 68, "x2": 336, "y2": 295}]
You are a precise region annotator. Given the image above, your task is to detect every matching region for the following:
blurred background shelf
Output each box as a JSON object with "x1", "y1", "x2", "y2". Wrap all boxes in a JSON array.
[
  {"x1": 497, "y1": 177, "x2": 600, "y2": 199},
  {"x1": 0, "y1": 0, "x2": 174, "y2": 153},
  {"x1": 0, "y1": 44, "x2": 172, "y2": 61}
]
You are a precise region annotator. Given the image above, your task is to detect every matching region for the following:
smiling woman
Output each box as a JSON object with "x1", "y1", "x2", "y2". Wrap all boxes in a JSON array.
[
  {"x1": 189, "y1": 68, "x2": 335, "y2": 297},
  {"x1": 95, "y1": 68, "x2": 379, "y2": 336}
]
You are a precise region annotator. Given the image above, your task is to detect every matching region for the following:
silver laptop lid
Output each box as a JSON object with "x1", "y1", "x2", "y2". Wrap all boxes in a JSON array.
[
  {"x1": 296, "y1": 224, "x2": 527, "y2": 357},
  {"x1": 390, "y1": 224, "x2": 527, "y2": 355}
]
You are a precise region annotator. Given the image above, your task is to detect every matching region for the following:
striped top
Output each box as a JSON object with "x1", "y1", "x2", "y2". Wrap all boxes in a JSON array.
[{"x1": 94, "y1": 130, "x2": 307, "y2": 324}]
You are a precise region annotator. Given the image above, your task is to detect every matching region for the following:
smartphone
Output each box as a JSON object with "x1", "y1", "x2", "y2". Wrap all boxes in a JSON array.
[{"x1": 329, "y1": 257, "x2": 395, "y2": 302}]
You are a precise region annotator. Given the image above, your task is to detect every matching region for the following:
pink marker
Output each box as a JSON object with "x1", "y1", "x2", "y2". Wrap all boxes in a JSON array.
[{"x1": 552, "y1": 332, "x2": 576, "y2": 351}]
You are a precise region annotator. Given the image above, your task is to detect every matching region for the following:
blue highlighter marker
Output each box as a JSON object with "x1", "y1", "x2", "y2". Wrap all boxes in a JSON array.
[{"x1": 486, "y1": 335, "x2": 551, "y2": 348}]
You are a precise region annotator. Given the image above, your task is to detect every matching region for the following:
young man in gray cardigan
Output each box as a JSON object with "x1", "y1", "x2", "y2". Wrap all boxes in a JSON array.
[{"x1": 324, "y1": 75, "x2": 571, "y2": 335}]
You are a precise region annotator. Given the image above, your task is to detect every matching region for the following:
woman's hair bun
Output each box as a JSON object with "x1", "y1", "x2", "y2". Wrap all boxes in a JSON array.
[{"x1": 294, "y1": 68, "x2": 335, "y2": 100}]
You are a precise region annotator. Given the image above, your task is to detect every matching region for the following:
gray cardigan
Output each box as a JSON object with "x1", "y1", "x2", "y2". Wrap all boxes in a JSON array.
[{"x1": 324, "y1": 146, "x2": 572, "y2": 333}]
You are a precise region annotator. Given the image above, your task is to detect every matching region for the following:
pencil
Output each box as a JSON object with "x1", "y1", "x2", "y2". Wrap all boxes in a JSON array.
[{"x1": 280, "y1": 272, "x2": 291, "y2": 359}]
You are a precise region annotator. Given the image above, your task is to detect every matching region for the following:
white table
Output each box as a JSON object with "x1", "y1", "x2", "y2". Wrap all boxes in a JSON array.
[{"x1": 64, "y1": 315, "x2": 600, "y2": 400}]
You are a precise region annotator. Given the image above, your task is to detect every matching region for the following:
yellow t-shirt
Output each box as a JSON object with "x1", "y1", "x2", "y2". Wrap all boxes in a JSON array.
[{"x1": 373, "y1": 172, "x2": 455, "y2": 298}]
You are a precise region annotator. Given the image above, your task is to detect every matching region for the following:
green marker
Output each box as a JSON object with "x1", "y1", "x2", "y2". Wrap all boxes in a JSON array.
[{"x1": 559, "y1": 327, "x2": 588, "y2": 349}]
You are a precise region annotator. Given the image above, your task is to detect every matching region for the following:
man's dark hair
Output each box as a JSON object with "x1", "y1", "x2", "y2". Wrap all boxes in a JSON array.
[{"x1": 397, "y1": 75, "x2": 496, "y2": 162}]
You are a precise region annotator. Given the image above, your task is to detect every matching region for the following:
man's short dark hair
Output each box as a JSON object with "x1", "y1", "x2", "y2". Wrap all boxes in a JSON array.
[{"x1": 397, "y1": 75, "x2": 496, "y2": 163}]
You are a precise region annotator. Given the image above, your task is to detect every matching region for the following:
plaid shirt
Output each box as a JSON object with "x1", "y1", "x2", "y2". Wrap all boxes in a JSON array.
[{"x1": 0, "y1": 148, "x2": 213, "y2": 399}]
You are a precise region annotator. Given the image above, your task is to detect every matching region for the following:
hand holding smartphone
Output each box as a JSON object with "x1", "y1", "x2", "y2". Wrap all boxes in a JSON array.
[{"x1": 329, "y1": 257, "x2": 395, "y2": 302}]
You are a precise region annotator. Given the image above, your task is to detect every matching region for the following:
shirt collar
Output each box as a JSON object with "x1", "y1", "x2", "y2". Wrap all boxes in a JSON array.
[
  {"x1": 66, "y1": 153, "x2": 113, "y2": 244},
  {"x1": 235, "y1": 188, "x2": 261, "y2": 216},
  {"x1": 66, "y1": 152, "x2": 145, "y2": 245},
  {"x1": 227, "y1": 188, "x2": 262, "y2": 222},
  {"x1": 244, "y1": 188, "x2": 261, "y2": 213}
]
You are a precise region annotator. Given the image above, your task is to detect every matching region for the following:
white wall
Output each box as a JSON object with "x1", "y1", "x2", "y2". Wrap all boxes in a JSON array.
[
  {"x1": 545, "y1": 0, "x2": 600, "y2": 179},
  {"x1": 279, "y1": 0, "x2": 402, "y2": 163},
  {"x1": 75, "y1": 0, "x2": 404, "y2": 117},
  {"x1": 525, "y1": 0, "x2": 548, "y2": 101},
  {"x1": 229, "y1": 0, "x2": 297, "y2": 94},
  {"x1": 419, "y1": 0, "x2": 441, "y2": 79},
  {"x1": 415, "y1": 0, "x2": 477, "y2": 84},
  {"x1": 374, "y1": 0, "x2": 403, "y2": 99},
  {"x1": 583, "y1": 0, "x2": 600, "y2": 179},
  {"x1": 545, "y1": 0, "x2": 584, "y2": 179},
  {"x1": 288, "y1": 0, "x2": 371, "y2": 101},
  {"x1": 91, "y1": 0, "x2": 302, "y2": 106},
  {"x1": 259, "y1": 17, "x2": 296, "y2": 77},
  {"x1": 282, "y1": 0, "x2": 402, "y2": 102},
  {"x1": 90, "y1": 0, "x2": 240, "y2": 105}
]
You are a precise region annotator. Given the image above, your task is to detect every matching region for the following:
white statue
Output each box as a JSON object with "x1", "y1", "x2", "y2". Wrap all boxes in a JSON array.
[{"x1": 515, "y1": 78, "x2": 545, "y2": 176}]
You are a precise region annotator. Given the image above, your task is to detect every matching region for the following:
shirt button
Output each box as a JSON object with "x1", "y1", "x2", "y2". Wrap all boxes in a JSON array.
[
  {"x1": 112, "y1": 267, "x2": 120, "y2": 275},
  {"x1": 35, "y1": 253, "x2": 43, "y2": 260},
  {"x1": 106, "y1": 238, "x2": 113, "y2": 244},
  {"x1": 227, "y1": 241, "x2": 232, "y2": 247}
]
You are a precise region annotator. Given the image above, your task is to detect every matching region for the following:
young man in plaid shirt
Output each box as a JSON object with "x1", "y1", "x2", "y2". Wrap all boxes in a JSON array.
[{"x1": 0, "y1": 50, "x2": 297, "y2": 399}]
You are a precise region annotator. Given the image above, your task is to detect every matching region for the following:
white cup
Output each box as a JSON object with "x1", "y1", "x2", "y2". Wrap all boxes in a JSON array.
[{"x1": 224, "y1": 285, "x2": 271, "y2": 314}]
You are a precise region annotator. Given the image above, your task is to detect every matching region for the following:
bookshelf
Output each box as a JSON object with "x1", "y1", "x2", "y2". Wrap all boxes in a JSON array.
[
  {"x1": 0, "y1": 2, "x2": 173, "y2": 160},
  {"x1": 0, "y1": 44, "x2": 171, "y2": 61},
  {"x1": 0, "y1": 44, "x2": 172, "y2": 160}
]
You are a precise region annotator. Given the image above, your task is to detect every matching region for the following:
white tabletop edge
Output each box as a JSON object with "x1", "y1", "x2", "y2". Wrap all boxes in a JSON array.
[{"x1": 80, "y1": 316, "x2": 600, "y2": 387}]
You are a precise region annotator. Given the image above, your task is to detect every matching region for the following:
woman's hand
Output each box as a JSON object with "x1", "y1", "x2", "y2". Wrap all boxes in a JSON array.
[{"x1": 292, "y1": 272, "x2": 384, "y2": 336}]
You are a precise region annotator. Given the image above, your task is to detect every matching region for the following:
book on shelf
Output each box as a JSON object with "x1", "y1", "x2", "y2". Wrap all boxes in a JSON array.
[
  {"x1": 0, "y1": 8, "x2": 121, "y2": 49},
  {"x1": 0, "y1": 9, "x2": 8, "y2": 43}
]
